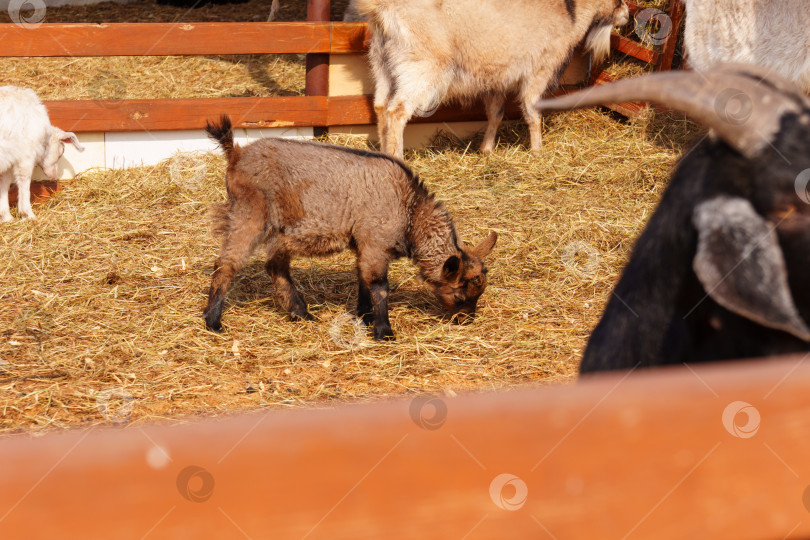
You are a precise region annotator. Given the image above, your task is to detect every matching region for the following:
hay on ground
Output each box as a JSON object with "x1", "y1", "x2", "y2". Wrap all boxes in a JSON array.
[{"x1": 0, "y1": 109, "x2": 702, "y2": 434}]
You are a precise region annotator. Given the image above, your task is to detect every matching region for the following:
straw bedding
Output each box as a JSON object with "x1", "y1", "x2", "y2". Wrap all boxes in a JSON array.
[{"x1": 0, "y1": 1, "x2": 695, "y2": 434}]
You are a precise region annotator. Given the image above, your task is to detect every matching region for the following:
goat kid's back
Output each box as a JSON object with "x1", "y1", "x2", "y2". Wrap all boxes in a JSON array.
[{"x1": 207, "y1": 117, "x2": 414, "y2": 255}]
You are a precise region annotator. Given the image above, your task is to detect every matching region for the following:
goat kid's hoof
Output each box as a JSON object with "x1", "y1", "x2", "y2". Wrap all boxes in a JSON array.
[
  {"x1": 290, "y1": 311, "x2": 315, "y2": 322},
  {"x1": 373, "y1": 325, "x2": 396, "y2": 341},
  {"x1": 204, "y1": 313, "x2": 223, "y2": 332},
  {"x1": 206, "y1": 321, "x2": 223, "y2": 333},
  {"x1": 359, "y1": 313, "x2": 375, "y2": 327}
]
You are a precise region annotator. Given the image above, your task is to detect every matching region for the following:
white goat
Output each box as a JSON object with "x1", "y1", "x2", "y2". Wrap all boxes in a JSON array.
[
  {"x1": 683, "y1": 0, "x2": 810, "y2": 93},
  {"x1": 266, "y1": 0, "x2": 280, "y2": 21},
  {"x1": 0, "y1": 86, "x2": 84, "y2": 223},
  {"x1": 355, "y1": 0, "x2": 629, "y2": 158}
]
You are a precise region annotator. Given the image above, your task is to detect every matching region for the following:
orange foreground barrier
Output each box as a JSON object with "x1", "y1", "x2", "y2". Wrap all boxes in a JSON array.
[{"x1": 1, "y1": 355, "x2": 809, "y2": 538}]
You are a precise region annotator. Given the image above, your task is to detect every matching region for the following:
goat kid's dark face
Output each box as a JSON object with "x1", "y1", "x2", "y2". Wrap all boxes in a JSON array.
[{"x1": 430, "y1": 232, "x2": 497, "y2": 321}]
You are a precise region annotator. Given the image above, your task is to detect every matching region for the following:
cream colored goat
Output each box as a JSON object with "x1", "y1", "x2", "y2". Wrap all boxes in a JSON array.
[
  {"x1": 683, "y1": 0, "x2": 810, "y2": 93},
  {"x1": 355, "y1": 0, "x2": 629, "y2": 158}
]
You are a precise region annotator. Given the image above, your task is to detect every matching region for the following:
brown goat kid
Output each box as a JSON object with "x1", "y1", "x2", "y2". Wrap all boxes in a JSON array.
[{"x1": 203, "y1": 116, "x2": 497, "y2": 340}]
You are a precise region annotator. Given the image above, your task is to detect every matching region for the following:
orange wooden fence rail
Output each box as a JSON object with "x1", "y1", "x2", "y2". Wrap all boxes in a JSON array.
[
  {"x1": 0, "y1": 19, "x2": 371, "y2": 131},
  {"x1": 0, "y1": 22, "x2": 366, "y2": 56},
  {"x1": 0, "y1": 1, "x2": 683, "y2": 133},
  {"x1": 0, "y1": 354, "x2": 809, "y2": 538}
]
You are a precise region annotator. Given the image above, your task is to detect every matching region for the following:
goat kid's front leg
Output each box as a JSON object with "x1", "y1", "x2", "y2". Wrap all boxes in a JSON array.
[
  {"x1": 356, "y1": 272, "x2": 374, "y2": 327},
  {"x1": 266, "y1": 248, "x2": 313, "y2": 322},
  {"x1": 358, "y1": 259, "x2": 394, "y2": 341},
  {"x1": 0, "y1": 171, "x2": 12, "y2": 223}
]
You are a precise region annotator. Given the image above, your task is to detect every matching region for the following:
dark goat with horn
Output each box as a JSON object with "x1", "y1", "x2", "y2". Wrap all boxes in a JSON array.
[{"x1": 537, "y1": 64, "x2": 810, "y2": 373}]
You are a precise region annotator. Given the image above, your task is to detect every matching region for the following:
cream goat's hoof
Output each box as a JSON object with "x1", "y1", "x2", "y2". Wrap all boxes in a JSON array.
[{"x1": 0, "y1": 214, "x2": 13, "y2": 223}]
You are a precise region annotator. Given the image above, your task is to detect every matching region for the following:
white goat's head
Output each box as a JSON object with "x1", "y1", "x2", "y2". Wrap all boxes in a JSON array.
[{"x1": 40, "y1": 127, "x2": 84, "y2": 180}]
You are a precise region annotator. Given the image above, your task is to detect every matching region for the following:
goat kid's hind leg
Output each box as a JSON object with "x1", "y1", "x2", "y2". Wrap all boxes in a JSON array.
[
  {"x1": 481, "y1": 94, "x2": 506, "y2": 154},
  {"x1": 204, "y1": 202, "x2": 266, "y2": 332},
  {"x1": 0, "y1": 171, "x2": 12, "y2": 223},
  {"x1": 357, "y1": 256, "x2": 394, "y2": 341},
  {"x1": 265, "y1": 244, "x2": 313, "y2": 321},
  {"x1": 356, "y1": 266, "x2": 374, "y2": 327}
]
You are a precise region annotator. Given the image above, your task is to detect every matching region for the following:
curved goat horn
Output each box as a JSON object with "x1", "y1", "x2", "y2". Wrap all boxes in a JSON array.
[{"x1": 536, "y1": 63, "x2": 810, "y2": 159}]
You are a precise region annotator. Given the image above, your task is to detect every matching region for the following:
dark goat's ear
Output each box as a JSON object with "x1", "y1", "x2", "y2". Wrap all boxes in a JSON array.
[
  {"x1": 470, "y1": 231, "x2": 498, "y2": 258},
  {"x1": 692, "y1": 196, "x2": 810, "y2": 341},
  {"x1": 442, "y1": 255, "x2": 462, "y2": 280}
]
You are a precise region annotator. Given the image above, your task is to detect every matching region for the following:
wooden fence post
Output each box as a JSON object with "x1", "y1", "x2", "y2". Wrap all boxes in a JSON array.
[{"x1": 306, "y1": 0, "x2": 331, "y2": 136}]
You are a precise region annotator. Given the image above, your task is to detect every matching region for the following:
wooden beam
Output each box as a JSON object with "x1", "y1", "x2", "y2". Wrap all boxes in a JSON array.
[
  {"x1": 610, "y1": 34, "x2": 660, "y2": 65},
  {"x1": 305, "y1": 0, "x2": 331, "y2": 111},
  {"x1": 591, "y1": 71, "x2": 649, "y2": 118},
  {"x1": 330, "y1": 23, "x2": 371, "y2": 54},
  {"x1": 8, "y1": 181, "x2": 61, "y2": 207},
  {"x1": 0, "y1": 356, "x2": 809, "y2": 537},
  {"x1": 45, "y1": 96, "x2": 329, "y2": 132},
  {"x1": 0, "y1": 22, "x2": 369, "y2": 57},
  {"x1": 655, "y1": 0, "x2": 685, "y2": 71}
]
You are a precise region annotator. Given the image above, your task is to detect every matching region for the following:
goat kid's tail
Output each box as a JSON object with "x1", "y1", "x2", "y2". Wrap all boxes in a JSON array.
[{"x1": 206, "y1": 114, "x2": 238, "y2": 164}]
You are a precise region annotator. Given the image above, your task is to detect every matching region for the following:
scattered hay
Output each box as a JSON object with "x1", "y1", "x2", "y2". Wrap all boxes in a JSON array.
[
  {"x1": 0, "y1": 0, "x2": 697, "y2": 434},
  {"x1": 0, "y1": 109, "x2": 702, "y2": 434}
]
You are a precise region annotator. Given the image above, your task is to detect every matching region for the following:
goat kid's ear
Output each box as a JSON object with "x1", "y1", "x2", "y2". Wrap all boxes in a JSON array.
[
  {"x1": 470, "y1": 231, "x2": 498, "y2": 259},
  {"x1": 442, "y1": 255, "x2": 462, "y2": 281},
  {"x1": 55, "y1": 128, "x2": 85, "y2": 152},
  {"x1": 692, "y1": 196, "x2": 810, "y2": 341}
]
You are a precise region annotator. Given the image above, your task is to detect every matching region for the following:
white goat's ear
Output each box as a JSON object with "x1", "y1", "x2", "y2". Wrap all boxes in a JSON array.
[
  {"x1": 692, "y1": 196, "x2": 810, "y2": 340},
  {"x1": 55, "y1": 128, "x2": 85, "y2": 152}
]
